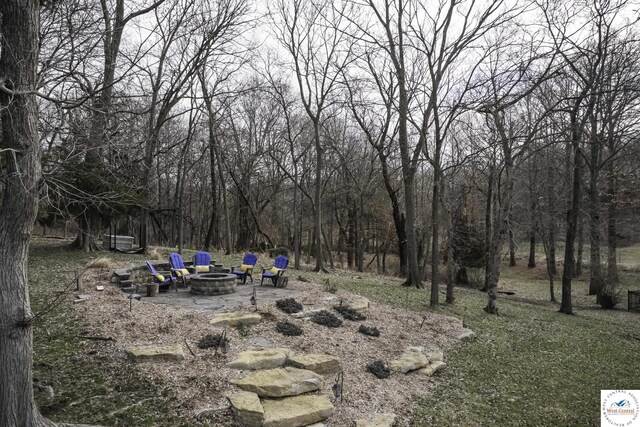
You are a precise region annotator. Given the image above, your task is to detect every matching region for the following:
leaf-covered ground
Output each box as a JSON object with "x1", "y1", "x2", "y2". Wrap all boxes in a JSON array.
[{"x1": 29, "y1": 239, "x2": 640, "y2": 426}]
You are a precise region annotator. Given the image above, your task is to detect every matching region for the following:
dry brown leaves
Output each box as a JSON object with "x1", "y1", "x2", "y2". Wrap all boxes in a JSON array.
[{"x1": 74, "y1": 268, "x2": 466, "y2": 426}]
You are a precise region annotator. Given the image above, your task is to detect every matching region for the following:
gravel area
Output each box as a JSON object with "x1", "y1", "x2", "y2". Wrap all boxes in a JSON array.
[{"x1": 74, "y1": 269, "x2": 467, "y2": 426}]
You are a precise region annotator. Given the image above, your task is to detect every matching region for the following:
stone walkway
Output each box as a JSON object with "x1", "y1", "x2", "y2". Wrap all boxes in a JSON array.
[{"x1": 141, "y1": 282, "x2": 299, "y2": 313}]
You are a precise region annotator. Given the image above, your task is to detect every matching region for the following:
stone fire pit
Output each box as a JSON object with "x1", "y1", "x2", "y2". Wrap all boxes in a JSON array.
[{"x1": 190, "y1": 273, "x2": 237, "y2": 295}]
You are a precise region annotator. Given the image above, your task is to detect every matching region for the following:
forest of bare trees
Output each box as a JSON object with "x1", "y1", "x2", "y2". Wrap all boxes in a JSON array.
[
  {"x1": 14, "y1": 0, "x2": 640, "y2": 307},
  {"x1": 2, "y1": 0, "x2": 640, "y2": 423}
]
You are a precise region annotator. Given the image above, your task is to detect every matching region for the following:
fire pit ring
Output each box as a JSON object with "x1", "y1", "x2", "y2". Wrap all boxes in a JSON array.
[{"x1": 190, "y1": 273, "x2": 237, "y2": 295}]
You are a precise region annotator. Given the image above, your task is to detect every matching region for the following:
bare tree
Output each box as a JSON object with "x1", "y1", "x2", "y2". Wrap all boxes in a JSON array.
[
  {"x1": 263, "y1": 67, "x2": 313, "y2": 269},
  {"x1": 343, "y1": 53, "x2": 408, "y2": 276},
  {"x1": 0, "y1": 0, "x2": 69, "y2": 424},
  {"x1": 270, "y1": 0, "x2": 353, "y2": 272},
  {"x1": 71, "y1": 0, "x2": 167, "y2": 251},
  {"x1": 542, "y1": 0, "x2": 632, "y2": 314}
]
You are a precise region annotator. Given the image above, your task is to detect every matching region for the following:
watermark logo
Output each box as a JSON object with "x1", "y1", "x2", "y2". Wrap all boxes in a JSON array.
[{"x1": 602, "y1": 390, "x2": 640, "y2": 426}]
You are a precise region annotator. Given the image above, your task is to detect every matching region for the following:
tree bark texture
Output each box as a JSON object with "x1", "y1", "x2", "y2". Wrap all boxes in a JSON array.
[
  {"x1": 560, "y1": 107, "x2": 588, "y2": 314},
  {"x1": 312, "y1": 123, "x2": 326, "y2": 272},
  {"x1": 546, "y1": 157, "x2": 557, "y2": 276},
  {"x1": 430, "y1": 170, "x2": 441, "y2": 304},
  {"x1": 606, "y1": 163, "x2": 619, "y2": 284},
  {"x1": 0, "y1": 0, "x2": 54, "y2": 424},
  {"x1": 527, "y1": 231, "x2": 536, "y2": 268},
  {"x1": 508, "y1": 227, "x2": 516, "y2": 267},
  {"x1": 483, "y1": 164, "x2": 495, "y2": 290},
  {"x1": 576, "y1": 214, "x2": 584, "y2": 278},
  {"x1": 588, "y1": 176, "x2": 602, "y2": 295},
  {"x1": 485, "y1": 113, "x2": 515, "y2": 315}
]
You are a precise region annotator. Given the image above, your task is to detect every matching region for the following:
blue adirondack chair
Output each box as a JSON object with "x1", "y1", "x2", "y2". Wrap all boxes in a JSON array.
[
  {"x1": 169, "y1": 253, "x2": 194, "y2": 285},
  {"x1": 145, "y1": 261, "x2": 176, "y2": 292},
  {"x1": 261, "y1": 256, "x2": 289, "y2": 286},
  {"x1": 232, "y1": 253, "x2": 258, "y2": 284},
  {"x1": 193, "y1": 251, "x2": 212, "y2": 273}
]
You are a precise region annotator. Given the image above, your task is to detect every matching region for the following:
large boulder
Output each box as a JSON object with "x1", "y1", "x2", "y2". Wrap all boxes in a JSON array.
[
  {"x1": 355, "y1": 413, "x2": 397, "y2": 427},
  {"x1": 227, "y1": 391, "x2": 264, "y2": 427},
  {"x1": 287, "y1": 354, "x2": 342, "y2": 375},
  {"x1": 231, "y1": 367, "x2": 322, "y2": 398},
  {"x1": 262, "y1": 395, "x2": 334, "y2": 427},
  {"x1": 389, "y1": 346, "x2": 428, "y2": 373},
  {"x1": 125, "y1": 344, "x2": 185, "y2": 362},
  {"x1": 210, "y1": 312, "x2": 262, "y2": 327},
  {"x1": 226, "y1": 348, "x2": 290, "y2": 370}
]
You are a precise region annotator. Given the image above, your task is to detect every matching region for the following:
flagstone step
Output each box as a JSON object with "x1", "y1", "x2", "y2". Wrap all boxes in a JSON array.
[
  {"x1": 227, "y1": 391, "x2": 264, "y2": 427},
  {"x1": 262, "y1": 395, "x2": 334, "y2": 427},
  {"x1": 125, "y1": 344, "x2": 185, "y2": 362},
  {"x1": 287, "y1": 354, "x2": 341, "y2": 375},
  {"x1": 231, "y1": 367, "x2": 322, "y2": 398},
  {"x1": 226, "y1": 348, "x2": 290, "y2": 370}
]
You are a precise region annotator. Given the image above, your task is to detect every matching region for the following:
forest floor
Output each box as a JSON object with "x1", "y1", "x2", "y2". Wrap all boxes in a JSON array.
[{"x1": 30, "y1": 238, "x2": 640, "y2": 426}]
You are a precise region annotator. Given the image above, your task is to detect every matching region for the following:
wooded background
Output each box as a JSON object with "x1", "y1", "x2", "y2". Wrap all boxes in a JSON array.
[{"x1": 20, "y1": 0, "x2": 640, "y2": 312}]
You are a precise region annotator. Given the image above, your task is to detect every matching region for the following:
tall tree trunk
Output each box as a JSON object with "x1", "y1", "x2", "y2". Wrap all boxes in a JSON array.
[
  {"x1": 560, "y1": 110, "x2": 586, "y2": 315},
  {"x1": 403, "y1": 172, "x2": 422, "y2": 287},
  {"x1": 576, "y1": 214, "x2": 584, "y2": 277},
  {"x1": 588, "y1": 181, "x2": 602, "y2": 295},
  {"x1": 543, "y1": 239, "x2": 557, "y2": 302},
  {"x1": 347, "y1": 202, "x2": 355, "y2": 269},
  {"x1": 375, "y1": 147, "x2": 407, "y2": 276},
  {"x1": 211, "y1": 141, "x2": 232, "y2": 255},
  {"x1": 293, "y1": 173, "x2": 301, "y2": 269},
  {"x1": 322, "y1": 228, "x2": 335, "y2": 269},
  {"x1": 527, "y1": 159, "x2": 537, "y2": 268},
  {"x1": 430, "y1": 168, "x2": 441, "y2": 304},
  {"x1": 397, "y1": 67, "x2": 421, "y2": 287},
  {"x1": 0, "y1": 0, "x2": 53, "y2": 424},
  {"x1": 203, "y1": 135, "x2": 218, "y2": 250},
  {"x1": 483, "y1": 164, "x2": 495, "y2": 290},
  {"x1": 527, "y1": 231, "x2": 536, "y2": 268},
  {"x1": 444, "y1": 191, "x2": 455, "y2": 304},
  {"x1": 356, "y1": 212, "x2": 365, "y2": 272},
  {"x1": 588, "y1": 119, "x2": 602, "y2": 295},
  {"x1": 306, "y1": 225, "x2": 313, "y2": 265},
  {"x1": 606, "y1": 163, "x2": 619, "y2": 284},
  {"x1": 312, "y1": 123, "x2": 326, "y2": 272},
  {"x1": 485, "y1": 114, "x2": 515, "y2": 315},
  {"x1": 508, "y1": 227, "x2": 516, "y2": 267},
  {"x1": 547, "y1": 173, "x2": 557, "y2": 275}
]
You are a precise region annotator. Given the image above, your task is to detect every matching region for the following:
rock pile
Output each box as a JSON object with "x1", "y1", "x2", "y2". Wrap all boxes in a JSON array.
[{"x1": 226, "y1": 348, "x2": 343, "y2": 426}]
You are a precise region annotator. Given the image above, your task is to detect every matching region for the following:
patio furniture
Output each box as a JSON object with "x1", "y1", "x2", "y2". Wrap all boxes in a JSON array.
[
  {"x1": 260, "y1": 256, "x2": 289, "y2": 287},
  {"x1": 193, "y1": 251, "x2": 213, "y2": 273},
  {"x1": 169, "y1": 252, "x2": 194, "y2": 285},
  {"x1": 231, "y1": 253, "x2": 257, "y2": 284},
  {"x1": 145, "y1": 261, "x2": 176, "y2": 292}
]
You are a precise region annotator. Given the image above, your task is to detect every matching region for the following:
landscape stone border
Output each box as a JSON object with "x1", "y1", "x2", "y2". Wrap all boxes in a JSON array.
[{"x1": 110, "y1": 260, "x2": 228, "y2": 288}]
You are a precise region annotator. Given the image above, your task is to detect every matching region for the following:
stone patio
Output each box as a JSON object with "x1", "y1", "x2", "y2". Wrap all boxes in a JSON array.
[{"x1": 141, "y1": 282, "x2": 299, "y2": 313}]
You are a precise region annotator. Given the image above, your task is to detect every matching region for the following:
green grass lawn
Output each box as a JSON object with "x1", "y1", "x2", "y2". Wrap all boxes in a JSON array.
[
  {"x1": 289, "y1": 258, "x2": 640, "y2": 426},
  {"x1": 29, "y1": 239, "x2": 640, "y2": 426}
]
